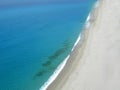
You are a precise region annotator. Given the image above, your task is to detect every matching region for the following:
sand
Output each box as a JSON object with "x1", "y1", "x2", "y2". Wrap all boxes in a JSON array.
[{"x1": 47, "y1": 0, "x2": 120, "y2": 90}]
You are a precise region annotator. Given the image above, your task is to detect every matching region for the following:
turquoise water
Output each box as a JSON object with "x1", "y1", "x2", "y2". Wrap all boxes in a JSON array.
[{"x1": 0, "y1": 1, "x2": 96, "y2": 90}]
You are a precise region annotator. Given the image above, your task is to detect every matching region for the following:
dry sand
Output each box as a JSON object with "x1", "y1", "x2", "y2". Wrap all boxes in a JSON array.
[
  {"x1": 61, "y1": 0, "x2": 120, "y2": 90},
  {"x1": 47, "y1": 0, "x2": 120, "y2": 90}
]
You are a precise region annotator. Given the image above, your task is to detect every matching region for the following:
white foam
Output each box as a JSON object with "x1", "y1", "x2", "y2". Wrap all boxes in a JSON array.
[
  {"x1": 39, "y1": 55, "x2": 70, "y2": 90},
  {"x1": 85, "y1": 0, "x2": 100, "y2": 29},
  {"x1": 71, "y1": 34, "x2": 81, "y2": 51},
  {"x1": 85, "y1": 13, "x2": 91, "y2": 29},
  {"x1": 86, "y1": 13, "x2": 91, "y2": 23},
  {"x1": 94, "y1": 0, "x2": 100, "y2": 8}
]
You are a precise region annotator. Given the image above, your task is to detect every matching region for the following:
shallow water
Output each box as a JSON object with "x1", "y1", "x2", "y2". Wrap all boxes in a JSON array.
[{"x1": 0, "y1": 1, "x2": 96, "y2": 90}]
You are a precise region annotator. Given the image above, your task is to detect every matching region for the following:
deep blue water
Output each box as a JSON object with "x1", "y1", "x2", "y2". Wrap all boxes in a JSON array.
[{"x1": 0, "y1": 1, "x2": 96, "y2": 90}]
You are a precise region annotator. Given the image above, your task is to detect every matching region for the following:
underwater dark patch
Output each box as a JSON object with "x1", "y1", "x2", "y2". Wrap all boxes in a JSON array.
[
  {"x1": 42, "y1": 40, "x2": 70, "y2": 67},
  {"x1": 34, "y1": 40, "x2": 70, "y2": 79},
  {"x1": 33, "y1": 70, "x2": 46, "y2": 79},
  {"x1": 35, "y1": 70, "x2": 46, "y2": 76}
]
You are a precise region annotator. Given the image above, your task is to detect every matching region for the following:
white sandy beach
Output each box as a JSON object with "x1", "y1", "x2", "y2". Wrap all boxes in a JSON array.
[
  {"x1": 60, "y1": 0, "x2": 120, "y2": 90},
  {"x1": 47, "y1": 0, "x2": 120, "y2": 90}
]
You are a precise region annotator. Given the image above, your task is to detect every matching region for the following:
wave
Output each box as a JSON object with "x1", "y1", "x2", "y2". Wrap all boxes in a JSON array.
[{"x1": 39, "y1": 1, "x2": 100, "y2": 90}]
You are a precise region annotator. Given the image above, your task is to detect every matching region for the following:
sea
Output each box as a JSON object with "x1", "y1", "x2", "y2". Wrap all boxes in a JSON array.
[{"x1": 0, "y1": 0, "x2": 96, "y2": 90}]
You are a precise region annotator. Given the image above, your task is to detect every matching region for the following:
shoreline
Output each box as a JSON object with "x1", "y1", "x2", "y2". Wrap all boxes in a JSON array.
[
  {"x1": 59, "y1": 0, "x2": 120, "y2": 90},
  {"x1": 44, "y1": 0, "x2": 101, "y2": 90}
]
